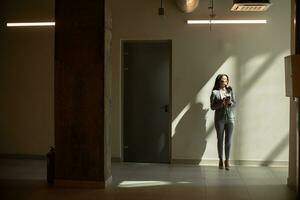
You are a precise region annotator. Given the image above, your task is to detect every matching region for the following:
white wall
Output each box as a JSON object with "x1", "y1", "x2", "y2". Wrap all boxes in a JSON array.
[
  {"x1": 112, "y1": 0, "x2": 291, "y2": 163},
  {"x1": 0, "y1": 0, "x2": 54, "y2": 155},
  {"x1": 0, "y1": 0, "x2": 291, "y2": 163}
]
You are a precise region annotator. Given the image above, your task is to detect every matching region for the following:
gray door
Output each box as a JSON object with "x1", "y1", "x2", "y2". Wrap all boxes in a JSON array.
[{"x1": 123, "y1": 41, "x2": 171, "y2": 163}]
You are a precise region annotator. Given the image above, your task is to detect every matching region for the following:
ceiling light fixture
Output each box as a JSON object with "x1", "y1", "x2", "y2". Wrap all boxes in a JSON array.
[
  {"x1": 7, "y1": 22, "x2": 55, "y2": 27},
  {"x1": 187, "y1": 20, "x2": 267, "y2": 24},
  {"x1": 158, "y1": 0, "x2": 165, "y2": 16},
  {"x1": 175, "y1": 0, "x2": 199, "y2": 13}
]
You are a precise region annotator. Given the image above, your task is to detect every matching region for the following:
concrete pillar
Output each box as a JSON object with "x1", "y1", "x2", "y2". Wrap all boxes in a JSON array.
[{"x1": 54, "y1": 0, "x2": 112, "y2": 188}]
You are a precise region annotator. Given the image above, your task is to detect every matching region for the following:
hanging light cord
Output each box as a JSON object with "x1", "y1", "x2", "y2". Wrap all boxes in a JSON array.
[
  {"x1": 158, "y1": 0, "x2": 164, "y2": 16},
  {"x1": 208, "y1": 0, "x2": 216, "y2": 31}
]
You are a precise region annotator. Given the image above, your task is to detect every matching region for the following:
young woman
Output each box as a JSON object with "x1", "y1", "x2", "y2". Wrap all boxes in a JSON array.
[{"x1": 210, "y1": 74, "x2": 236, "y2": 170}]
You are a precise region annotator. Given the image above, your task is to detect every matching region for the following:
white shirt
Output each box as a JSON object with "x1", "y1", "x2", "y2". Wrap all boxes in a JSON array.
[{"x1": 219, "y1": 88, "x2": 229, "y2": 99}]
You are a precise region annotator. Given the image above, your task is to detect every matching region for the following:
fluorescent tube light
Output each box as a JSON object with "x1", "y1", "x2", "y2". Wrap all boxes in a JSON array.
[
  {"x1": 7, "y1": 22, "x2": 55, "y2": 27},
  {"x1": 187, "y1": 20, "x2": 267, "y2": 24}
]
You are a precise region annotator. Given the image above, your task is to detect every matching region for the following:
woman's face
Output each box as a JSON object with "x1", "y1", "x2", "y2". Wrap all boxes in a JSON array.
[{"x1": 219, "y1": 75, "x2": 228, "y2": 88}]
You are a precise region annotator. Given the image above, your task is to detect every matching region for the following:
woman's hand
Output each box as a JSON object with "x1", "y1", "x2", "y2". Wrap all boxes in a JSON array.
[
  {"x1": 222, "y1": 98, "x2": 227, "y2": 106},
  {"x1": 223, "y1": 97, "x2": 231, "y2": 106}
]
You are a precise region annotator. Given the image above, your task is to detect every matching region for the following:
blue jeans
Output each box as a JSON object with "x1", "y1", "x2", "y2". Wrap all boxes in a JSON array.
[{"x1": 215, "y1": 119, "x2": 234, "y2": 160}]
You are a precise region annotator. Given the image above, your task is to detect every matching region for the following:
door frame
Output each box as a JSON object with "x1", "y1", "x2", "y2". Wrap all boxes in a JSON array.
[{"x1": 120, "y1": 39, "x2": 172, "y2": 163}]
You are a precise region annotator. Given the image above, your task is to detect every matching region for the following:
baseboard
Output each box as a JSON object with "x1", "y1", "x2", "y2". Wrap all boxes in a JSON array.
[
  {"x1": 111, "y1": 157, "x2": 121, "y2": 162},
  {"x1": 0, "y1": 154, "x2": 46, "y2": 160},
  {"x1": 287, "y1": 177, "x2": 297, "y2": 191},
  {"x1": 232, "y1": 160, "x2": 288, "y2": 167},
  {"x1": 171, "y1": 159, "x2": 288, "y2": 167},
  {"x1": 0, "y1": 154, "x2": 288, "y2": 167},
  {"x1": 54, "y1": 176, "x2": 112, "y2": 189},
  {"x1": 0, "y1": 154, "x2": 122, "y2": 162},
  {"x1": 105, "y1": 175, "x2": 113, "y2": 187},
  {"x1": 55, "y1": 179, "x2": 103, "y2": 188},
  {"x1": 171, "y1": 159, "x2": 202, "y2": 164}
]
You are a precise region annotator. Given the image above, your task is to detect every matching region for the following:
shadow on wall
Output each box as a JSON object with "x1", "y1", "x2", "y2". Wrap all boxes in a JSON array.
[
  {"x1": 172, "y1": 102, "x2": 209, "y2": 162},
  {"x1": 170, "y1": 39, "x2": 233, "y2": 162},
  {"x1": 171, "y1": 48, "x2": 289, "y2": 162},
  {"x1": 261, "y1": 133, "x2": 289, "y2": 166}
]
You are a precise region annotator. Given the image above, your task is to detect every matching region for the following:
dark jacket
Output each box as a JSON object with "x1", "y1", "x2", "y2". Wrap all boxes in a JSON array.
[{"x1": 210, "y1": 88, "x2": 236, "y2": 121}]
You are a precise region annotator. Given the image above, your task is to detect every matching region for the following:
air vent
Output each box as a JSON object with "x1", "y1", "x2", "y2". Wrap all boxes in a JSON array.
[{"x1": 231, "y1": 0, "x2": 271, "y2": 11}]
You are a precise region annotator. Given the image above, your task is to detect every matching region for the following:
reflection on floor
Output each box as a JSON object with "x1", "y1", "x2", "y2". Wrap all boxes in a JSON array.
[{"x1": 0, "y1": 159, "x2": 296, "y2": 200}]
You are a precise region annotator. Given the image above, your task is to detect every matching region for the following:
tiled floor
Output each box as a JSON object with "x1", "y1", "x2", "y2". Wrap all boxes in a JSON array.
[{"x1": 0, "y1": 159, "x2": 296, "y2": 200}]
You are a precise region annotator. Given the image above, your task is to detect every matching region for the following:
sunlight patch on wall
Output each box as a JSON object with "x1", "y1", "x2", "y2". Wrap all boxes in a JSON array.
[
  {"x1": 238, "y1": 50, "x2": 290, "y2": 160},
  {"x1": 239, "y1": 50, "x2": 290, "y2": 123},
  {"x1": 171, "y1": 56, "x2": 238, "y2": 159},
  {"x1": 172, "y1": 103, "x2": 191, "y2": 137},
  {"x1": 195, "y1": 56, "x2": 238, "y2": 139},
  {"x1": 241, "y1": 53, "x2": 271, "y2": 85}
]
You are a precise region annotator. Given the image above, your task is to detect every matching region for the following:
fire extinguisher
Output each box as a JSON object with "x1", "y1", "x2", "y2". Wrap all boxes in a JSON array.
[{"x1": 47, "y1": 146, "x2": 55, "y2": 185}]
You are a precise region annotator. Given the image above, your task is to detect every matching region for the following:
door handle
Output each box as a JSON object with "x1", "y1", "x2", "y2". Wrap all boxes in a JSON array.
[{"x1": 160, "y1": 104, "x2": 169, "y2": 112}]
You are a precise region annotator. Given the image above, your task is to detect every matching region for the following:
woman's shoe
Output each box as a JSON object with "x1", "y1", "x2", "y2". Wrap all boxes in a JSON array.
[
  {"x1": 219, "y1": 159, "x2": 224, "y2": 169},
  {"x1": 225, "y1": 160, "x2": 230, "y2": 170}
]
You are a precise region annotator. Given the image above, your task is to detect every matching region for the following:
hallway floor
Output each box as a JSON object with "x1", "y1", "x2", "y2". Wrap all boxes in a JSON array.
[{"x1": 0, "y1": 159, "x2": 296, "y2": 200}]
